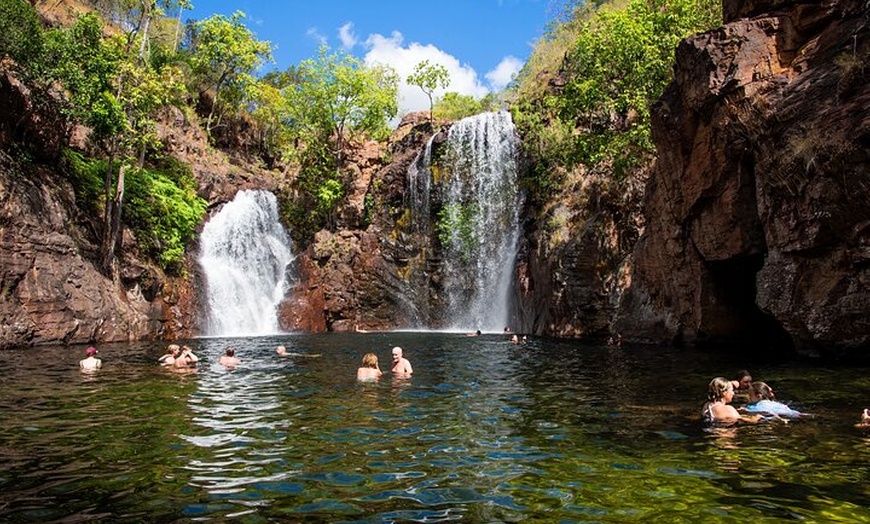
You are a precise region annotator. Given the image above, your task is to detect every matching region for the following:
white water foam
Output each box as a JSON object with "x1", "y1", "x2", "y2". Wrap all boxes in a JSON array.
[{"x1": 198, "y1": 190, "x2": 295, "y2": 337}]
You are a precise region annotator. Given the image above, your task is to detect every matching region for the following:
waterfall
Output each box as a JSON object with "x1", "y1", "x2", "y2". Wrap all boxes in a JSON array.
[
  {"x1": 198, "y1": 190, "x2": 295, "y2": 337},
  {"x1": 410, "y1": 111, "x2": 521, "y2": 332}
]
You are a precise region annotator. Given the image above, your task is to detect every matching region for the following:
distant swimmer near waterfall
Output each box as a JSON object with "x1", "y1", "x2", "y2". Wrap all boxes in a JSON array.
[{"x1": 219, "y1": 347, "x2": 241, "y2": 368}]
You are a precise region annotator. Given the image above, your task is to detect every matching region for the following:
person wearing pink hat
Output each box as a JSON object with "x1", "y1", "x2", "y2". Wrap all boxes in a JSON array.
[{"x1": 79, "y1": 346, "x2": 102, "y2": 371}]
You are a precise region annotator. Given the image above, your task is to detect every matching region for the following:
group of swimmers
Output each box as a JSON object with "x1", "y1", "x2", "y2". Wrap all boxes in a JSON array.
[
  {"x1": 705, "y1": 369, "x2": 869, "y2": 428},
  {"x1": 357, "y1": 346, "x2": 413, "y2": 381},
  {"x1": 703, "y1": 370, "x2": 804, "y2": 426},
  {"x1": 157, "y1": 344, "x2": 201, "y2": 369}
]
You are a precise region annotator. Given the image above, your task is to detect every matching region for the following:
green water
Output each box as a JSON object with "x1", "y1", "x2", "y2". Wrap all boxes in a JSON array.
[{"x1": 1, "y1": 333, "x2": 869, "y2": 523}]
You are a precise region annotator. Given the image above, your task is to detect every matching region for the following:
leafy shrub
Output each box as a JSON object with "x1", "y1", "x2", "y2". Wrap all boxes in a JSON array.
[
  {"x1": 433, "y1": 92, "x2": 500, "y2": 121},
  {"x1": 510, "y1": 0, "x2": 721, "y2": 199},
  {"x1": 0, "y1": 0, "x2": 43, "y2": 66},
  {"x1": 119, "y1": 164, "x2": 207, "y2": 274},
  {"x1": 61, "y1": 149, "x2": 106, "y2": 212},
  {"x1": 436, "y1": 202, "x2": 477, "y2": 263}
]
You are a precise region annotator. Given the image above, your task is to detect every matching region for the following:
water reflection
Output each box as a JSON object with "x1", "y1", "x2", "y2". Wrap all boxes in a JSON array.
[{"x1": 0, "y1": 335, "x2": 869, "y2": 522}]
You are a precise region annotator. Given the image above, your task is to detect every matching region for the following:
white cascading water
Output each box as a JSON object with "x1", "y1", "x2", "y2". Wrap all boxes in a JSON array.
[
  {"x1": 413, "y1": 111, "x2": 521, "y2": 331},
  {"x1": 198, "y1": 190, "x2": 295, "y2": 337}
]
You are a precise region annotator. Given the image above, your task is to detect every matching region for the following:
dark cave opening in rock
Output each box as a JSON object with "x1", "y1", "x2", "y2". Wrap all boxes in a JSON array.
[{"x1": 706, "y1": 254, "x2": 795, "y2": 357}]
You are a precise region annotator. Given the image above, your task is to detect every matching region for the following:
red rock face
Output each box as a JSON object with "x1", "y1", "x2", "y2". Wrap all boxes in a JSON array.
[
  {"x1": 0, "y1": 159, "x2": 166, "y2": 348},
  {"x1": 616, "y1": 0, "x2": 869, "y2": 355}
]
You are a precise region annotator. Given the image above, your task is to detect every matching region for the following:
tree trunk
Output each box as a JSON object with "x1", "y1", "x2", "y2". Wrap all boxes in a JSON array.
[
  {"x1": 173, "y1": 6, "x2": 184, "y2": 53},
  {"x1": 100, "y1": 164, "x2": 126, "y2": 275}
]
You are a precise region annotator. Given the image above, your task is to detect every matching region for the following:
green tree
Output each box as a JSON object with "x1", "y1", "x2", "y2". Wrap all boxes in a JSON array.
[
  {"x1": 279, "y1": 46, "x2": 398, "y2": 245},
  {"x1": 41, "y1": 13, "x2": 187, "y2": 274},
  {"x1": 0, "y1": 0, "x2": 43, "y2": 67},
  {"x1": 511, "y1": 0, "x2": 721, "y2": 204},
  {"x1": 288, "y1": 46, "x2": 398, "y2": 156},
  {"x1": 433, "y1": 92, "x2": 500, "y2": 121},
  {"x1": 407, "y1": 59, "x2": 450, "y2": 121},
  {"x1": 555, "y1": 0, "x2": 720, "y2": 176},
  {"x1": 188, "y1": 11, "x2": 272, "y2": 138}
]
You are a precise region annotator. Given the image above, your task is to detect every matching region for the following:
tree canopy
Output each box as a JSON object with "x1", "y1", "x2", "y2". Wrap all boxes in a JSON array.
[{"x1": 188, "y1": 11, "x2": 272, "y2": 137}]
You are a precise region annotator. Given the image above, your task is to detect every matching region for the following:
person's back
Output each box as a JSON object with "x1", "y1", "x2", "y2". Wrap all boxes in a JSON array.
[
  {"x1": 79, "y1": 347, "x2": 102, "y2": 371},
  {"x1": 219, "y1": 348, "x2": 240, "y2": 367},
  {"x1": 357, "y1": 352, "x2": 382, "y2": 382}
]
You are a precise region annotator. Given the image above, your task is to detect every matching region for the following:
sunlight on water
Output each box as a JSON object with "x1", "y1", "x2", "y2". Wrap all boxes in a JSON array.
[{"x1": 1, "y1": 335, "x2": 869, "y2": 522}]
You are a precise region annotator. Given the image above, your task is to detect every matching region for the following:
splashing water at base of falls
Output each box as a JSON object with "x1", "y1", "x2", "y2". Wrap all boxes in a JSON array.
[
  {"x1": 411, "y1": 111, "x2": 521, "y2": 332},
  {"x1": 198, "y1": 190, "x2": 295, "y2": 337}
]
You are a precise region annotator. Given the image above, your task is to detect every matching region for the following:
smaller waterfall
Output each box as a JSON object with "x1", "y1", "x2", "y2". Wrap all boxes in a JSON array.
[
  {"x1": 409, "y1": 111, "x2": 521, "y2": 332},
  {"x1": 198, "y1": 190, "x2": 295, "y2": 337},
  {"x1": 408, "y1": 136, "x2": 434, "y2": 232}
]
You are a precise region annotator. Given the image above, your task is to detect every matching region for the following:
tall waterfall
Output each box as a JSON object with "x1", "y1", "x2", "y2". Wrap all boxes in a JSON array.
[
  {"x1": 411, "y1": 111, "x2": 521, "y2": 332},
  {"x1": 198, "y1": 190, "x2": 295, "y2": 337}
]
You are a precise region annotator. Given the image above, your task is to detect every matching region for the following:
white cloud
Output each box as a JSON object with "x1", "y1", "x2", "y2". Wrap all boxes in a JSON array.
[
  {"x1": 485, "y1": 55, "x2": 523, "y2": 92},
  {"x1": 362, "y1": 31, "x2": 489, "y2": 120},
  {"x1": 338, "y1": 22, "x2": 357, "y2": 50},
  {"x1": 306, "y1": 27, "x2": 327, "y2": 46}
]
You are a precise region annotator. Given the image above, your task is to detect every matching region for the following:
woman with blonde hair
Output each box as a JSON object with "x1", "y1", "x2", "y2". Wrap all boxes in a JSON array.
[
  {"x1": 357, "y1": 353, "x2": 382, "y2": 382},
  {"x1": 702, "y1": 377, "x2": 762, "y2": 426}
]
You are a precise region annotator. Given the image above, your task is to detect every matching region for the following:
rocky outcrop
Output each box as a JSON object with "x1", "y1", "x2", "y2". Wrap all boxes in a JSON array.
[
  {"x1": 616, "y1": 0, "x2": 869, "y2": 356},
  {"x1": 516, "y1": 167, "x2": 645, "y2": 338},
  {"x1": 155, "y1": 106, "x2": 278, "y2": 207},
  {"x1": 0, "y1": 151, "x2": 167, "y2": 348},
  {"x1": 281, "y1": 112, "x2": 443, "y2": 332}
]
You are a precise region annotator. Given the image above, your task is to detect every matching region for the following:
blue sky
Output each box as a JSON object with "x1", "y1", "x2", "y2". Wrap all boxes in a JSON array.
[{"x1": 185, "y1": 1, "x2": 558, "y2": 117}]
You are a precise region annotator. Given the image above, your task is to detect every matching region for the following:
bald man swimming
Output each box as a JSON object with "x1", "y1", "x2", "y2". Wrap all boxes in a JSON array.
[{"x1": 390, "y1": 346, "x2": 413, "y2": 376}]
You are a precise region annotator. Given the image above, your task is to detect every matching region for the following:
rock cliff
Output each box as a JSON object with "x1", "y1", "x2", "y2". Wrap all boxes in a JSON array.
[{"x1": 616, "y1": 0, "x2": 869, "y2": 356}]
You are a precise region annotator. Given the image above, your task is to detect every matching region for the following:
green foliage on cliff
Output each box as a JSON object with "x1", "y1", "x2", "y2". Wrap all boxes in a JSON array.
[
  {"x1": 278, "y1": 46, "x2": 400, "y2": 247},
  {"x1": 433, "y1": 92, "x2": 500, "y2": 121},
  {"x1": 62, "y1": 149, "x2": 105, "y2": 212},
  {"x1": 188, "y1": 11, "x2": 272, "y2": 138},
  {"x1": 124, "y1": 165, "x2": 207, "y2": 273},
  {"x1": 511, "y1": 0, "x2": 721, "y2": 201},
  {"x1": 62, "y1": 149, "x2": 206, "y2": 274},
  {"x1": 40, "y1": 14, "x2": 126, "y2": 140},
  {"x1": 0, "y1": 0, "x2": 43, "y2": 66},
  {"x1": 436, "y1": 203, "x2": 477, "y2": 263}
]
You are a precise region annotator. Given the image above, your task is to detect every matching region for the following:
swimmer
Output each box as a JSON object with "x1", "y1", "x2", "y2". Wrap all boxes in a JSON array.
[
  {"x1": 79, "y1": 346, "x2": 102, "y2": 371},
  {"x1": 743, "y1": 381, "x2": 803, "y2": 418},
  {"x1": 159, "y1": 344, "x2": 180, "y2": 366},
  {"x1": 219, "y1": 347, "x2": 241, "y2": 367},
  {"x1": 173, "y1": 345, "x2": 198, "y2": 368},
  {"x1": 701, "y1": 377, "x2": 761, "y2": 426},
  {"x1": 856, "y1": 409, "x2": 870, "y2": 429},
  {"x1": 356, "y1": 353, "x2": 382, "y2": 381},
  {"x1": 390, "y1": 346, "x2": 413, "y2": 376},
  {"x1": 276, "y1": 346, "x2": 287, "y2": 356}
]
